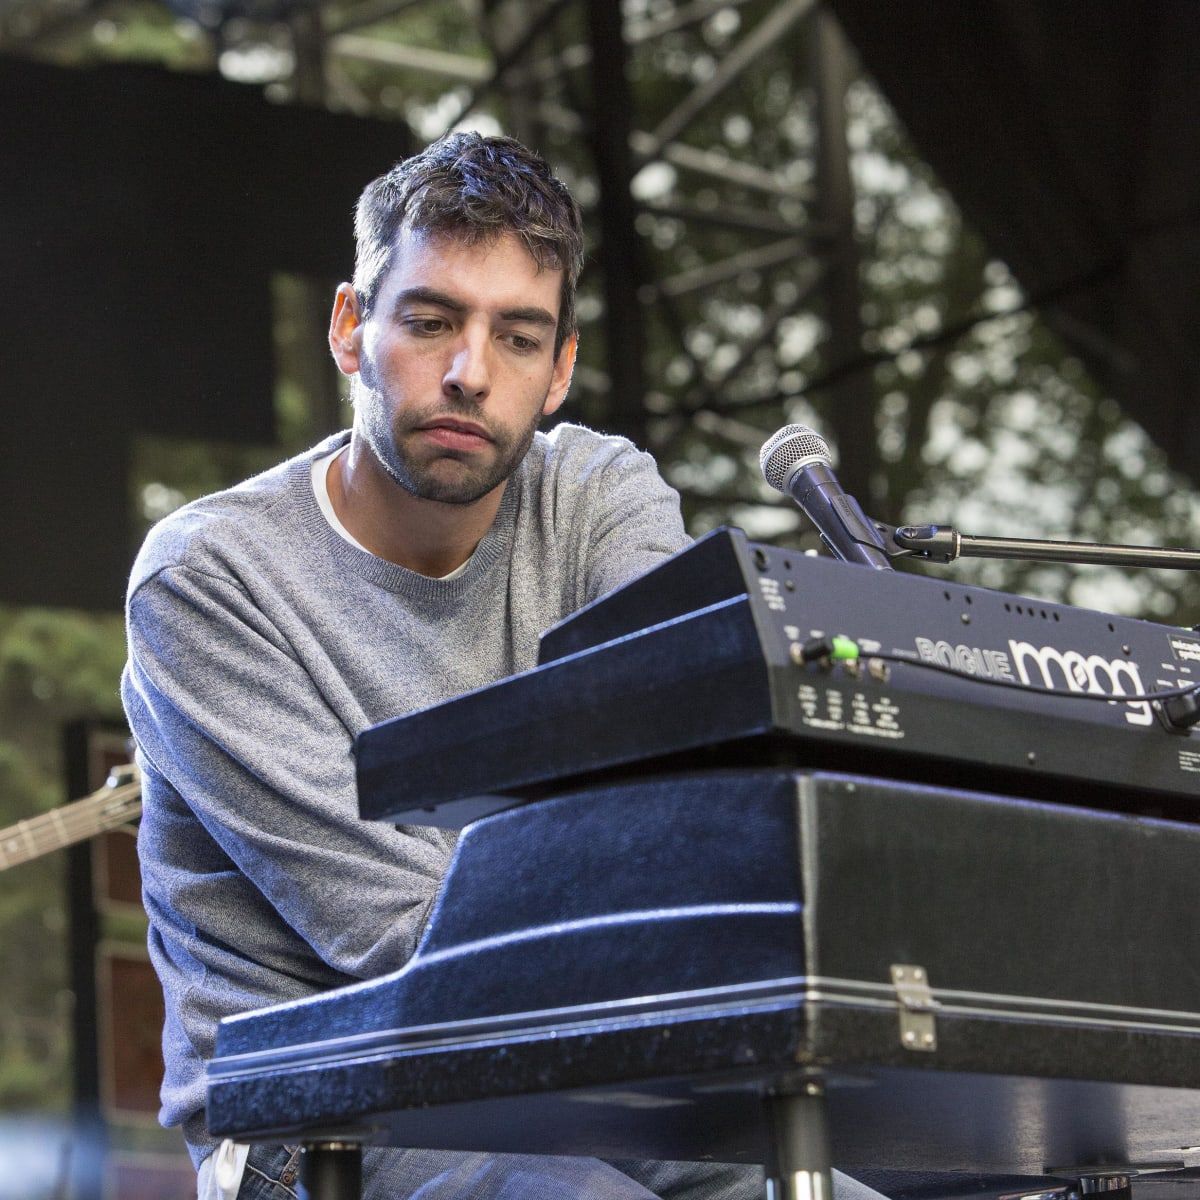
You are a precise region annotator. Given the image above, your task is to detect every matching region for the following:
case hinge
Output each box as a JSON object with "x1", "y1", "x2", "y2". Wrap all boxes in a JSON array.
[{"x1": 891, "y1": 963, "x2": 939, "y2": 1052}]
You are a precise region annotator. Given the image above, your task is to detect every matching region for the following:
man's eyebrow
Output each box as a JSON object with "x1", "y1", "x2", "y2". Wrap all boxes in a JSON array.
[
  {"x1": 392, "y1": 287, "x2": 467, "y2": 314},
  {"x1": 499, "y1": 306, "x2": 557, "y2": 328},
  {"x1": 391, "y1": 289, "x2": 556, "y2": 329}
]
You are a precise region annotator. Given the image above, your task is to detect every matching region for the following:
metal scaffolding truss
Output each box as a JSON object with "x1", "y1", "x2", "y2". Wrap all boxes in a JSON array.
[{"x1": 0, "y1": 0, "x2": 878, "y2": 510}]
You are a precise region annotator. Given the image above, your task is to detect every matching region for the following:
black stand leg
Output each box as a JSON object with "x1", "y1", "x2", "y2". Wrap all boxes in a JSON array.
[
  {"x1": 764, "y1": 1083, "x2": 832, "y2": 1200},
  {"x1": 297, "y1": 1141, "x2": 363, "y2": 1200},
  {"x1": 1078, "y1": 1174, "x2": 1132, "y2": 1200}
]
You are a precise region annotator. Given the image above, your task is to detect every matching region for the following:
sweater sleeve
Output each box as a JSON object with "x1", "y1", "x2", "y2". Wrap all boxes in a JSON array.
[
  {"x1": 579, "y1": 441, "x2": 690, "y2": 605},
  {"x1": 124, "y1": 562, "x2": 452, "y2": 985}
]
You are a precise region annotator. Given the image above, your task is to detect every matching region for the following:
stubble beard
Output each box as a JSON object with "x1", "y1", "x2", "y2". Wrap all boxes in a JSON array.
[{"x1": 351, "y1": 370, "x2": 544, "y2": 506}]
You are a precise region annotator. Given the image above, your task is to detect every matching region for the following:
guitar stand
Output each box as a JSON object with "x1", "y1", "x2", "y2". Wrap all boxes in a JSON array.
[{"x1": 765, "y1": 1082, "x2": 833, "y2": 1200}]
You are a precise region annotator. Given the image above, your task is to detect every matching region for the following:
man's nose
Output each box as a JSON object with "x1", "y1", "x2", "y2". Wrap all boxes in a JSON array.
[{"x1": 443, "y1": 331, "x2": 492, "y2": 401}]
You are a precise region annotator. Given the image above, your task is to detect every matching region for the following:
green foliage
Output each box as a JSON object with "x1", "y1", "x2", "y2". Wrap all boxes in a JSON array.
[
  {"x1": 11, "y1": 0, "x2": 214, "y2": 69},
  {"x1": 0, "y1": 610, "x2": 127, "y2": 771},
  {"x1": 0, "y1": 606, "x2": 127, "y2": 1112}
]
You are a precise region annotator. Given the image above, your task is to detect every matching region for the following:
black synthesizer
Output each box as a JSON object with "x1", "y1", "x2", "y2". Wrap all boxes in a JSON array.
[{"x1": 357, "y1": 528, "x2": 1200, "y2": 827}]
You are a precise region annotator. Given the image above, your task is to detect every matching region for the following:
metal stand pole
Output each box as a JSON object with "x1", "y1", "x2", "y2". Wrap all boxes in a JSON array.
[
  {"x1": 1077, "y1": 1174, "x2": 1133, "y2": 1200},
  {"x1": 297, "y1": 1141, "x2": 362, "y2": 1200},
  {"x1": 765, "y1": 1083, "x2": 833, "y2": 1200}
]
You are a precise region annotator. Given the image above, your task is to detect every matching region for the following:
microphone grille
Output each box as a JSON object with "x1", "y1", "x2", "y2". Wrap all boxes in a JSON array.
[{"x1": 759, "y1": 424, "x2": 833, "y2": 492}]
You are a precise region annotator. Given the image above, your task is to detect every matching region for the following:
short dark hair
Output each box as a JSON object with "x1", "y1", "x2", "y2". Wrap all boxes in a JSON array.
[{"x1": 353, "y1": 132, "x2": 584, "y2": 358}]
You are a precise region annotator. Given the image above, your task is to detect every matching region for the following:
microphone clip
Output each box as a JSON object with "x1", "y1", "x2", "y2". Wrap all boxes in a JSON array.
[{"x1": 886, "y1": 524, "x2": 960, "y2": 563}]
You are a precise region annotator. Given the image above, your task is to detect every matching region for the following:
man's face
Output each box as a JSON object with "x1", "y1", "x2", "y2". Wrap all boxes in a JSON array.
[{"x1": 333, "y1": 226, "x2": 575, "y2": 505}]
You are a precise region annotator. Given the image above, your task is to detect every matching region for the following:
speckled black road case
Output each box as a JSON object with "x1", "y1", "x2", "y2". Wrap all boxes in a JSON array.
[{"x1": 208, "y1": 768, "x2": 1200, "y2": 1181}]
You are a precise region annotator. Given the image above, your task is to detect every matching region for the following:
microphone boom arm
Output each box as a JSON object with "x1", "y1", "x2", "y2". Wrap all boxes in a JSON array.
[{"x1": 879, "y1": 523, "x2": 1200, "y2": 571}]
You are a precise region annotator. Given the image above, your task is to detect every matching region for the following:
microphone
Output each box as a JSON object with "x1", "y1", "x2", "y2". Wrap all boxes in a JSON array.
[{"x1": 759, "y1": 424, "x2": 893, "y2": 570}]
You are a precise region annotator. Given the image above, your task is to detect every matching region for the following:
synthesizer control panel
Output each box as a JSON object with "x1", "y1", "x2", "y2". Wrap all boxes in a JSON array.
[{"x1": 357, "y1": 529, "x2": 1199, "y2": 827}]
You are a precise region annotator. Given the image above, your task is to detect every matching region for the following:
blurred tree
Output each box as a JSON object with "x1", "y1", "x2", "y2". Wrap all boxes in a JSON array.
[{"x1": 0, "y1": 608, "x2": 126, "y2": 1109}]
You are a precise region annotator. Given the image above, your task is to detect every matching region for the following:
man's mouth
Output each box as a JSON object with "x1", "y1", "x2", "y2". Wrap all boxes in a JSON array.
[{"x1": 416, "y1": 418, "x2": 494, "y2": 451}]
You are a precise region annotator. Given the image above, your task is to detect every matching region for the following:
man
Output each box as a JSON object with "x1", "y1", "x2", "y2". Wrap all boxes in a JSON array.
[{"x1": 122, "y1": 132, "x2": 759, "y2": 1198}]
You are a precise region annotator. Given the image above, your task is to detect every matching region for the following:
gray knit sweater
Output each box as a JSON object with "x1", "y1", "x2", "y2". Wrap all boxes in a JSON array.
[{"x1": 121, "y1": 423, "x2": 689, "y2": 1165}]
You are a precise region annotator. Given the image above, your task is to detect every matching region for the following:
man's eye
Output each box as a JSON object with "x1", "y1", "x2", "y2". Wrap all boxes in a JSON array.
[
  {"x1": 406, "y1": 318, "x2": 446, "y2": 335},
  {"x1": 507, "y1": 333, "x2": 539, "y2": 352}
]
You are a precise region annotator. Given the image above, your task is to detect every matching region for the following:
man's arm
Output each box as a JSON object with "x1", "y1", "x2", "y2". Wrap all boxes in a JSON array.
[{"x1": 124, "y1": 562, "x2": 452, "y2": 984}]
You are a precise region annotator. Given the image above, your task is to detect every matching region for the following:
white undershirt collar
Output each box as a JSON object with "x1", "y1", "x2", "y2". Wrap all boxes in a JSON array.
[{"x1": 310, "y1": 445, "x2": 471, "y2": 582}]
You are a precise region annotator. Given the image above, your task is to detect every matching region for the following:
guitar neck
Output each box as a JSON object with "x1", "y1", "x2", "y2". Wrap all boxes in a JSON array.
[{"x1": 0, "y1": 767, "x2": 142, "y2": 871}]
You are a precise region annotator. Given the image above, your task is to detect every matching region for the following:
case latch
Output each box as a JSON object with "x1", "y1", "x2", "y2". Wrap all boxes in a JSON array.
[{"x1": 891, "y1": 963, "x2": 938, "y2": 1052}]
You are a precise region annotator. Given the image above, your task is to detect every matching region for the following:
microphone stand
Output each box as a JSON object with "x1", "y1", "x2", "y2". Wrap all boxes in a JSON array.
[{"x1": 872, "y1": 523, "x2": 1200, "y2": 571}]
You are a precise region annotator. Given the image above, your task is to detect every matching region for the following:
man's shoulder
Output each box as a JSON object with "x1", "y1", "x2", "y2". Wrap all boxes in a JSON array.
[
  {"x1": 128, "y1": 434, "x2": 346, "y2": 595},
  {"x1": 518, "y1": 422, "x2": 687, "y2": 603},
  {"x1": 526, "y1": 421, "x2": 665, "y2": 492}
]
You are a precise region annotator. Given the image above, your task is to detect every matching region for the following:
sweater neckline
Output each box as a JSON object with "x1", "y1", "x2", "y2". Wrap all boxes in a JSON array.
[{"x1": 291, "y1": 432, "x2": 519, "y2": 600}]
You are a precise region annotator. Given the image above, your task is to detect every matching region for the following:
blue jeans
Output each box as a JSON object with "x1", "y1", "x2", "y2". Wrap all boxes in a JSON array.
[
  {"x1": 235, "y1": 1144, "x2": 763, "y2": 1199},
  {"x1": 237, "y1": 1144, "x2": 300, "y2": 1198}
]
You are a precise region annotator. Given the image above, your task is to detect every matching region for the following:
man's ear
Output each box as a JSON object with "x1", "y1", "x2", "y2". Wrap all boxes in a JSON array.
[
  {"x1": 542, "y1": 333, "x2": 578, "y2": 418},
  {"x1": 329, "y1": 283, "x2": 364, "y2": 377}
]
